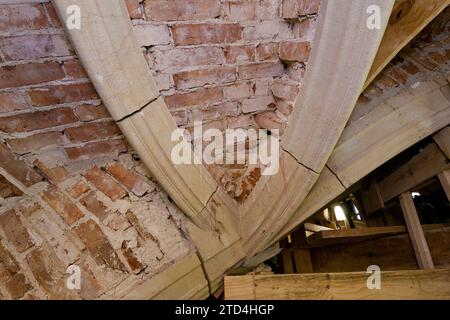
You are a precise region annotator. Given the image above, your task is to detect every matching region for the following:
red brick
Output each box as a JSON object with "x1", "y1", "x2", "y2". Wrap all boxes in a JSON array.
[
  {"x1": 68, "y1": 180, "x2": 90, "y2": 198},
  {"x1": 0, "y1": 108, "x2": 78, "y2": 133},
  {"x1": 256, "y1": 43, "x2": 280, "y2": 61},
  {"x1": 227, "y1": 114, "x2": 255, "y2": 129},
  {"x1": 174, "y1": 67, "x2": 236, "y2": 90},
  {"x1": 65, "y1": 121, "x2": 120, "y2": 143},
  {"x1": 79, "y1": 191, "x2": 109, "y2": 221},
  {"x1": 276, "y1": 100, "x2": 293, "y2": 116},
  {"x1": 280, "y1": 41, "x2": 311, "y2": 63},
  {"x1": 375, "y1": 74, "x2": 399, "y2": 89},
  {"x1": 145, "y1": 0, "x2": 220, "y2": 21},
  {"x1": 125, "y1": 0, "x2": 142, "y2": 19},
  {"x1": 121, "y1": 241, "x2": 145, "y2": 273},
  {"x1": 224, "y1": 45, "x2": 255, "y2": 64},
  {"x1": 271, "y1": 79, "x2": 299, "y2": 101},
  {"x1": 44, "y1": 2, "x2": 62, "y2": 28},
  {"x1": 171, "y1": 23, "x2": 241, "y2": 46},
  {"x1": 0, "y1": 143, "x2": 43, "y2": 187},
  {"x1": 42, "y1": 185, "x2": 85, "y2": 225},
  {"x1": 223, "y1": 82, "x2": 252, "y2": 99},
  {"x1": 106, "y1": 161, "x2": 153, "y2": 197},
  {"x1": 65, "y1": 139, "x2": 127, "y2": 161},
  {"x1": 386, "y1": 67, "x2": 408, "y2": 84},
  {"x1": 256, "y1": 0, "x2": 280, "y2": 19},
  {"x1": 164, "y1": 87, "x2": 223, "y2": 109},
  {"x1": 7, "y1": 131, "x2": 62, "y2": 154},
  {"x1": 63, "y1": 59, "x2": 88, "y2": 79},
  {"x1": 74, "y1": 220, "x2": 126, "y2": 271},
  {"x1": 191, "y1": 102, "x2": 239, "y2": 121},
  {"x1": 26, "y1": 246, "x2": 65, "y2": 294},
  {"x1": 241, "y1": 96, "x2": 275, "y2": 113},
  {"x1": 282, "y1": 0, "x2": 320, "y2": 18},
  {"x1": 0, "y1": 174, "x2": 23, "y2": 198},
  {"x1": 28, "y1": 82, "x2": 98, "y2": 107},
  {"x1": 238, "y1": 62, "x2": 284, "y2": 80},
  {"x1": 171, "y1": 110, "x2": 189, "y2": 126},
  {"x1": 0, "y1": 4, "x2": 49, "y2": 33},
  {"x1": 0, "y1": 34, "x2": 72, "y2": 61},
  {"x1": 400, "y1": 61, "x2": 420, "y2": 75},
  {"x1": 255, "y1": 111, "x2": 285, "y2": 134},
  {"x1": 0, "y1": 91, "x2": 30, "y2": 113},
  {"x1": 74, "y1": 104, "x2": 110, "y2": 122},
  {"x1": 0, "y1": 209, "x2": 34, "y2": 253},
  {"x1": 84, "y1": 166, "x2": 127, "y2": 200},
  {"x1": 151, "y1": 46, "x2": 225, "y2": 71},
  {"x1": 0, "y1": 62, "x2": 64, "y2": 89},
  {"x1": 34, "y1": 159, "x2": 69, "y2": 185},
  {"x1": 223, "y1": 1, "x2": 256, "y2": 21},
  {"x1": 0, "y1": 242, "x2": 32, "y2": 299}
]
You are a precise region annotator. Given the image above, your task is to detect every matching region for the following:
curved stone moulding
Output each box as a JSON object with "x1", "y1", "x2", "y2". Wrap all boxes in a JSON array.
[
  {"x1": 53, "y1": 0, "x2": 244, "y2": 297},
  {"x1": 240, "y1": 0, "x2": 395, "y2": 257}
]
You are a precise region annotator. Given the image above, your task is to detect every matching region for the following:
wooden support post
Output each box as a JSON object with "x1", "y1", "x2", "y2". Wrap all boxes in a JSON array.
[
  {"x1": 438, "y1": 170, "x2": 450, "y2": 202},
  {"x1": 290, "y1": 226, "x2": 313, "y2": 273},
  {"x1": 281, "y1": 249, "x2": 294, "y2": 274},
  {"x1": 399, "y1": 192, "x2": 434, "y2": 269}
]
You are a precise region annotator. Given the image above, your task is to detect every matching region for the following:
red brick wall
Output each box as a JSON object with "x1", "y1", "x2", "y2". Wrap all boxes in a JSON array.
[
  {"x1": 125, "y1": 0, "x2": 320, "y2": 201},
  {"x1": 0, "y1": 1, "x2": 191, "y2": 299}
]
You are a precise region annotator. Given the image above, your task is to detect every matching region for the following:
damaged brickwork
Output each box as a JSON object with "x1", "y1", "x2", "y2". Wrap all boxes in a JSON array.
[
  {"x1": 126, "y1": 0, "x2": 320, "y2": 202},
  {"x1": 0, "y1": 0, "x2": 199, "y2": 300}
]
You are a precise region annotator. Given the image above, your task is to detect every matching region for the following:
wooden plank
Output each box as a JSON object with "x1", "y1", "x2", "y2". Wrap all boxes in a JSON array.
[
  {"x1": 273, "y1": 80, "x2": 450, "y2": 246},
  {"x1": 225, "y1": 269, "x2": 450, "y2": 300},
  {"x1": 399, "y1": 192, "x2": 434, "y2": 269},
  {"x1": 310, "y1": 224, "x2": 450, "y2": 273},
  {"x1": 380, "y1": 143, "x2": 450, "y2": 204},
  {"x1": 363, "y1": 0, "x2": 450, "y2": 90},
  {"x1": 304, "y1": 223, "x2": 333, "y2": 233},
  {"x1": 304, "y1": 226, "x2": 409, "y2": 248},
  {"x1": 433, "y1": 126, "x2": 450, "y2": 159},
  {"x1": 438, "y1": 170, "x2": 450, "y2": 202},
  {"x1": 281, "y1": 249, "x2": 294, "y2": 274},
  {"x1": 361, "y1": 180, "x2": 385, "y2": 215}
]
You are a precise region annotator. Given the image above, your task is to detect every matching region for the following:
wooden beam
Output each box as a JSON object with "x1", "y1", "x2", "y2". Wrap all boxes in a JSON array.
[
  {"x1": 438, "y1": 170, "x2": 450, "y2": 202},
  {"x1": 224, "y1": 269, "x2": 450, "y2": 300},
  {"x1": 363, "y1": 0, "x2": 450, "y2": 90},
  {"x1": 273, "y1": 80, "x2": 450, "y2": 246},
  {"x1": 361, "y1": 180, "x2": 385, "y2": 215},
  {"x1": 304, "y1": 225, "x2": 411, "y2": 248},
  {"x1": 380, "y1": 143, "x2": 450, "y2": 204},
  {"x1": 433, "y1": 126, "x2": 450, "y2": 159},
  {"x1": 309, "y1": 224, "x2": 450, "y2": 273},
  {"x1": 399, "y1": 192, "x2": 434, "y2": 269},
  {"x1": 292, "y1": 250, "x2": 313, "y2": 273}
]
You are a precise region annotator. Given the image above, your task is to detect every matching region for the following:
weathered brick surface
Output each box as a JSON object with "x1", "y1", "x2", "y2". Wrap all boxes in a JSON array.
[
  {"x1": 144, "y1": 0, "x2": 221, "y2": 21},
  {"x1": 65, "y1": 121, "x2": 120, "y2": 143},
  {"x1": 0, "y1": 143, "x2": 43, "y2": 186},
  {"x1": 0, "y1": 0, "x2": 195, "y2": 300},
  {"x1": 279, "y1": 41, "x2": 311, "y2": 63},
  {"x1": 84, "y1": 166, "x2": 127, "y2": 201},
  {"x1": 0, "y1": 210, "x2": 34, "y2": 253},
  {"x1": 164, "y1": 87, "x2": 223, "y2": 109},
  {"x1": 0, "y1": 174, "x2": 23, "y2": 198},
  {"x1": 28, "y1": 83, "x2": 97, "y2": 106},
  {"x1": 106, "y1": 162, "x2": 154, "y2": 197},
  {"x1": 173, "y1": 67, "x2": 236, "y2": 89},
  {"x1": 0, "y1": 62, "x2": 64, "y2": 89},
  {"x1": 42, "y1": 186, "x2": 85, "y2": 225},
  {"x1": 171, "y1": 23, "x2": 242, "y2": 46},
  {"x1": 0, "y1": 108, "x2": 78, "y2": 133},
  {"x1": 0, "y1": 4, "x2": 49, "y2": 33},
  {"x1": 74, "y1": 220, "x2": 126, "y2": 271},
  {"x1": 7, "y1": 132, "x2": 63, "y2": 155}
]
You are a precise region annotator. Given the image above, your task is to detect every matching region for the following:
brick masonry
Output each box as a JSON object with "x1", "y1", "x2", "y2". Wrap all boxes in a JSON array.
[
  {"x1": 0, "y1": 0, "x2": 193, "y2": 300},
  {"x1": 129, "y1": 0, "x2": 320, "y2": 202}
]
